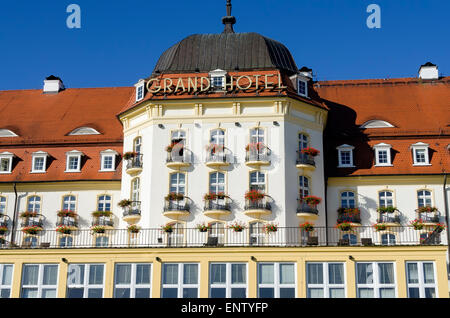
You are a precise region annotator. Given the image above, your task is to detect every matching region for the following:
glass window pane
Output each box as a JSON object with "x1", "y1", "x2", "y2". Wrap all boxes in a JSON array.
[
  {"x1": 408, "y1": 288, "x2": 420, "y2": 298},
  {"x1": 135, "y1": 288, "x2": 150, "y2": 298},
  {"x1": 43, "y1": 265, "x2": 58, "y2": 285},
  {"x1": 2, "y1": 265, "x2": 13, "y2": 285},
  {"x1": 22, "y1": 265, "x2": 39, "y2": 285},
  {"x1": 89, "y1": 265, "x2": 104, "y2": 285},
  {"x1": 0, "y1": 289, "x2": 10, "y2": 298},
  {"x1": 163, "y1": 264, "x2": 178, "y2": 284},
  {"x1": 379, "y1": 288, "x2": 395, "y2": 298},
  {"x1": 136, "y1": 264, "x2": 151, "y2": 285},
  {"x1": 182, "y1": 288, "x2": 198, "y2": 298},
  {"x1": 280, "y1": 288, "x2": 295, "y2": 298},
  {"x1": 307, "y1": 288, "x2": 324, "y2": 298},
  {"x1": 307, "y1": 263, "x2": 323, "y2": 284},
  {"x1": 328, "y1": 264, "x2": 344, "y2": 284},
  {"x1": 162, "y1": 288, "x2": 178, "y2": 298},
  {"x1": 258, "y1": 287, "x2": 274, "y2": 298},
  {"x1": 231, "y1": 264, "x2": 246, "y2": 284},
  {"x1": 210, "y1": 288, "x2": 226, "y2": 298},
  {"x1": 425, "y1": 288, "x2": 436, "y2": 298},
  {"x1": 231, "y1": 288, "x2": 246, "y2": 298},
  {"x1": 211, "y1": 264, "x2": 226, "y2": 284},
  {"x1": 258, "y1": 264, "x2": 274, "y2": 284},
  {"x1": 280, "y1": 264, "x2": 295, "y2": 284},
  {"x1": 423, "y1": 263, "x2": 435, "y2": 284},
  {"x1": 378, "y1": 263, "x2": 394, "y2": 284},
  {"x1": 67, "y1": 288, "x2": 84, "y2": 298},
  {"x1": 115, "y1": 264, "x2": 131, "y2": 285},
  {"x1": 407, "y1": 263, "x2": 419, "y2": 284},
  {"x1": 329, "y1": 288, "x2": 345, "y2": 298},
  {"x1": 87, "y1": 288, "x2": 103, "y2": 298},
  {"x1": 42, "y1": 289, "x2": 57, "y2": 298},
  {"x1": 114, "y1": 288, "x2": 130, "y2": 298},
  {"x1": 21, "y1": 288, "x2": 38, "y2": 298},
  {"x1": 356, "y1": 264, "x2": 373, "y2": 284},
  {"x1": 183, "y1": 264, "x2": 198, "y2": 284},
  {"x1": 357, "y1": 288, "x2": 374, "y2": 298}
]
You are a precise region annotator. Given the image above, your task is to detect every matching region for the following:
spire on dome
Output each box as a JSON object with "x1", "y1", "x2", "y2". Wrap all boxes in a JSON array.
[{"x1": 222, "y1": 0, "x2": 236, "y2": 33}]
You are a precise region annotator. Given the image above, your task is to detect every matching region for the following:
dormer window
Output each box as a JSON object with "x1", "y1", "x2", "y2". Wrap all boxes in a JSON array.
[
  {"x1": 360, "y1": 120, "x2": 395, "y2": 129},
  {"x1": 135, "y1": 80, "x2": 145, "y2": 102},
  {"x1": 68, "y1": 127, "x2": 101, "y2": 136},
  {"x1": 336, "y1": 145, "x2": 355, "y2": 168},
  {"x1": 373, "y1": 143, "x2": 392, "y2": 167},
  {"x1": 65, "y1": 150, "x2": 83, "y2": 172},
  {"x1": 0, "y1": 129, "x2": 18, "y2": 137},
  {"x1": 0, "y1": 152, "x2": 14, "y2": 174},
  {"x1": 209, "y1": 69, "x2": 227, "y2": 90},
  {"x1": 411, "y1": 142, "x2": 431, "y2": 166},
  {"x1": 100, "y1": 149, "x2": 118, "y2": 172},
  {"x1": 298, "y1": 78, "x2": 308, "y2": 97},
  {"x1": 31, "y1": 151, "x2": 48, "y2": 173}
]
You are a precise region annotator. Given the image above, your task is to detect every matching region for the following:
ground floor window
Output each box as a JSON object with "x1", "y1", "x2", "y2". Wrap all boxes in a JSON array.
[
  {"x1": 21, "y1": 264, "x2": 58, "y2": 298},
  {"x1": 114, "y1": 263, "x2": 152, "y2": 298},
  {"x1": 66, "y1": 264, "x2": 105, "y2": 298},
  {"x1": 356, "y1": 262, "x2": 396, "y2": 298},
  {"x1": 162, "y1": 263, "x2": 199, "y2": 298},
  {"x1": 209, "y1": 263, "x2": 247, "y2": 298},
  {"x1": 307, "y1": 262, "x2": 345, "y2": 298},
  {"x1": 406, "y1": 261, "x2": 437, "y2": 298},
  {"x1": 257, "y1": 262, "x2": 296, "y2": 298},
  {"x1": 0, "y1": 264, "x2": 13, "y2": 298}
]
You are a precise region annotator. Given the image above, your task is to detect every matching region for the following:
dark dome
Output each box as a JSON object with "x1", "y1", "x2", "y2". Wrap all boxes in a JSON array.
[{"x1": 152, "y1": 32, "x2": 299, "y2": 76}]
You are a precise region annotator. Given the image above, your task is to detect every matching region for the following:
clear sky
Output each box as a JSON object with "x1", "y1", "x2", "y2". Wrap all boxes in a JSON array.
[{"x1": 0, "y1": 0, "x2": 448, "y2": 90}]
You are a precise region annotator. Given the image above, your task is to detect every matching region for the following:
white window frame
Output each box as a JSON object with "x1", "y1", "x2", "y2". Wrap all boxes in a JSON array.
[
  {"x1": 0, "y1": 264, "x2": 14, "y2": 298},
  {"x1": 297, "y1": 78, "x2": 308, "y2": 97},
  {"x1": 378, "y1": 191, "x2": 394, "y2": 208},
  {"x1": 336, "y1": 145, "x2": 355, "y2": 168},
  {"x1": 97, "y1": 195, "x2": 112, "y2": 212},
  {"x1": 209, "y1": 171, "x2": 225, "y2": 194},
  {"x1": 411, "y1": 142, "x2": 431, "y2": 166},
  {"x1": 257, "y1": 262, "x2": 296, "y2": 298},
  {"x1": 250, "y1": 222, "x2": 266, "y2": 246},
  {"x1": 65, "y1": 150, "x2": 83, "y2": 172},
  {"x1": 62, "y1": 195, "x2": 77, "y2": 211},
  {"x1": 31, "y1": 151, "x2": 48, "y2": 173},
  {"x1": 208, "y1": 222, "x2": 225, "y2": 245},
  {"x1": 135, "y1": 80, "x2": 145, "y2": 102},
  {"x1": 21, "y1": 264, "x2": 59, "y2": 298},
  {"x1": 66, "y1": 263, "x2": 105, "y2": 298},
  {"x1": 249, "y1": 171, "x2": 266, "y2": 192},
  {"x1": 340, "y1": 191, "x2": 356, "y2": 208},
  {"x1": 0, "y1": 129, "x2": 18, "y2": 137},
  {"x1": 161, "y1": 263, "x2": 199, "y2": 298},
  {"x1": 100, "y1": 149, "x2": 118, "y2": 172},
  {"x1": 306, "y1": 262, "x2": 346, "y2": 298},
  {"x1": 356, "y1": 262, "x2": 397, "y2": 298},
  {"x1": 27, "y1": 195, "x2": 41, "y2": 213},
  {"x1": 0, "y1": 196, "x2": 6, "y2": 214},
  {"x1": 373, "y1": 143, "x2": 392, "y2": 166},
  {"x1": 299, "y1": 175, "x2": 310, "y2": 199},
  {"x1": 169, "y1": 173, "x2": 186, "y2": 195},
  {"x1": 417, "y1": 190, "x2": 432, "y2": 208},
  {"x1": 68, "y1": 127, "x2": 100, "y2": 136},
  {"x1": 209, "y1": 69, "x2": 227, "y2": 91},
  {"x1": 406, "y1": 261, "x2": 438, "y2": 298},
  {"x1": 0, "y1": 152, "x2": 14, "y2": 174},
  {"x1": 209, "y1": 263, "x2": 248, "y2": 298},
  {"x1": 250, "y1": 128, "x2": 265, "y2": 144},
  {"x1": 113, "y1": 263, "x2": 152, "y2": 298}
]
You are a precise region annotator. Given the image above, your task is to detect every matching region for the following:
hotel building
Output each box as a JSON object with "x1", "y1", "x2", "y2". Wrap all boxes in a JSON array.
[{"x1": 0, "y1": 2, "x2": 448, "y2": 298}]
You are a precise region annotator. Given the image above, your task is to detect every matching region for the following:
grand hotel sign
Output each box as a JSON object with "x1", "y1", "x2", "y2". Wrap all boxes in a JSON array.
[{"x1": 146, "y1": 73, "x2": 287, "y2": 94}]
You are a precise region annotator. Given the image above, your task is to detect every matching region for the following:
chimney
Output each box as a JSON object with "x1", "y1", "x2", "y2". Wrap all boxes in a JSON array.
[
  {"x1": 43, "y1": 75, "x2": 65, "y2": 93},
  {"x1": 418, "y1": 62, "x2": 439, "y2": 80}
]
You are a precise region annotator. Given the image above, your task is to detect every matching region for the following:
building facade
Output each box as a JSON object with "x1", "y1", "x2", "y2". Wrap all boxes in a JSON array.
[{"x1": 0, "y1": 4, "x2": 448, "y2": 298}]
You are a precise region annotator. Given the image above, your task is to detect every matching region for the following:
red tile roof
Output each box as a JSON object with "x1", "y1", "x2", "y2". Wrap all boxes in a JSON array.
[{"x1": 316, "y1": 77, "x2": 450, "y2": 177}]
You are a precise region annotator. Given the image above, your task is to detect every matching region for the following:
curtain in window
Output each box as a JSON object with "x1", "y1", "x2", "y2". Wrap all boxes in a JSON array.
[
  {"x1": 115, "y1": 264, "x2": 131, "y2": 285},
  {"x1": 358, "y1": 288, "x2": 374, "y2": 298},
  {"x1": 407, "y1": 263, "x2": 418, "y2": 284},
  {"x1": 89, "y1": 265, "x2": 104, "y2": 285},
  {"x1": 357, "y1": 263, "x2": 373, "y2": 284},
  {"x1": 211, "y1": 264, "x2": 226, "y2": 284},
  {"x1": 307, "y1": 288, "x2": 324, "y2": 298},
  {"x1": 22, "y1": 265, "x2": 39, "y2": 285},
  {"x1": 423, "y1": 263, "x2": 435, "y2": 284},
  {"x1": 258, "y1": 264, "x2": 274, "y2": 284},
  {"x1": 183, "y1": 264, "x2": 198, "y2": 284},
  {"x1": 379, "y1": 288, "x2": 395, "y2": 298},
  {"x1": 136, "y1": 264, "x2": 150, "y2": 285},
  {"x1": 42, "y1": 265, "x2": 58, "y2": 285},
  {"x1": 231, "y1": 264, "x2": 246, "y2": 284},
  {"x1": 67, "y1": 264, "x2": 84, "y2": 285},
  {"x1": 2, "y1": 265, "x2": 13, "y2": 285},
  {"x1": 163, "y1": 264, "x2": 178, "y2": 284},
  {"x1": 307, "y1": 263, "x2": 323, "y2": 285},
  {"x1": 328, "y1": 264, "x2": 344, "y2": 285},
  {"x1": 378, "y1": 263, "x2": 394, "y2": 284},
  {"x1": 329, "y1": 288, "x2": 345, "y2": 298},
  {"x1": 279, "y1": 264, "x2": 295, "y2": 284}
]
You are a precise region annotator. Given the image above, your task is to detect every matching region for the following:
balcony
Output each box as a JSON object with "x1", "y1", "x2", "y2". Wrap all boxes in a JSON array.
[
  {"x1": 0, "y1": 214, "x2": 9, "y2": 228},
  {"x1": 296, "y1": 202, "x2": 319, "y2": 221},
  {"x1": 244, "y1": 194, "x2": 271, "y2": 218},
  {"x1": 377, "y1": 208, "x2": 401, "y2": 226},
  {"x1": 56, "y1": 217, "x2": 78, "y2": 230},
  {"x1": 165, "y1": 145, "x2": 191, "y2": 169},
  {"x1": 295, "y1": 152, "x2": 316, "y2": 171},
  {"x1": 337, "y1": 208, "x2": 361, "y2": 226},
  {"x1": 203, "y1": 195, "x2": 232, "y2": 218},
  {"x1": 245, "y1": 144, "x2": 271, "y2": 167},
  {"x1": 122, "y1": 201, "x2": 142, "y2": 224},
  {"x1": 163, "y1": 195, "x2": 190, "y2": 219},
  {"x1": 416, "y1": 207, "x2": 440, "y2": 225},
  {"x1": 0, "y1": 225, "x2": 444, "y2": 249},
  {"x1": 91, "y1": 211, "x2": 114, "y2": 229},
  {"x1": 124, "y1": 153, "x2": 143, "y2": 175},
  {"x1": 205, "y1": 150, "x2": 230, "y2": 169},
  {"x1": 20, "y1": 212, "x2": 43, "y2": 228}
]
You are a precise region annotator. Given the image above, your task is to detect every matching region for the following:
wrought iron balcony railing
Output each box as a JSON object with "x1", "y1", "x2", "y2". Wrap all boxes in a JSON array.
[
  {"x1": 204, "y1": 199, "x2": 231, "y2": 212},
  {"x1": 297, "y1": 201, "x2": 319, "y2": 215},
  {"x1": 164, "y1": 199, "x2": 190, "y2": 213},
  {"x1": 245, "y1": 147, "x2": 271, "y2": 163},
  {"x1": 91, "y1": 217, "x2": 114, "y2": 227},
  {"x1": 123, "y1": 201, "x2": 142, "y2": 217},
  {"x1": 296, "y1": 152, "x2": 316, "y2": 167},
  {"x1": 244, "y1": 198, "x2": 271, "y2": 211},
  {"x1": 126, "y1": 154, "x2": 143, "y2": 170}
]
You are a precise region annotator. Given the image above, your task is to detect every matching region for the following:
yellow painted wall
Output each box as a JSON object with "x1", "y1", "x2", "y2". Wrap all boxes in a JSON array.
[{"x1": 0, "y1": 245, "x2": 447, "y2": 298}]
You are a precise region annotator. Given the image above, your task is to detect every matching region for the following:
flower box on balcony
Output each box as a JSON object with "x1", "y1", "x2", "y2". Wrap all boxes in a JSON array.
[
  {"x1": 161, "y1": 224, "x2": 174, "y2": 233},
  {"x1": 91, "y1": 226, "x2": 106, "y2": 234},
  {"x1": 57, "y1": 210, "x2": 77, "y2": 218},
  {"x1": 301, "y1": 195, "x2": 322, "y2": 206},
  {"x1": 228, "y1": 221, "x2": 247, "y2": 232},
  {"x1": 434, "y1": 223, "x2": 446, "y2": 233},
  {"x1": 299, "y1": 222, "x2": 315, "y2": 232},
  {"x1": 0, "y1": 226, "x2": 8, "y2": 235},
  {"x1": 410, "y1": 219, "x2": 424, "y2": 230},
  {"x1": 377, "y1": 207, "x2": 398, "y2": 213},
  {"x1": 264, "y1": 223, "x2": 278, "y2": 233},
  {"x1": 245, "y1": 142, "x2": 265, "y2": 152},
  {"x1": 203, "y1": 192, "x2": 227, "y2": 201},
  {"x1": 417, "y1": 206, "x2": 438, "y2": 213},
  {"x1": 335, "y1": 221, "x2": 353, "y2": 232},
  {"x1": 123, "y1": 152, "x2": 138, "y2": 160},
  {"x1": 20, "y1": 211, "x2": 38, "y2": 218},
  {"x1": 245, "y1": 190, "x2": 265, "y2": 202},
  {"x1": 166, "y1": 142, "x2": 184, "y2": 153},
  {"x1": 206, "y1": 143, "x2": 224, "y2": 154},
  {"x1": 92, "y1": 211, "x2": 113, "y2": 217},
  {"x1": 127, "y1": 225, "x2": 141, "y2": 234},
  {"x1": 22, "y1": 226, "x2": 43, "y2": 235},
  {"x1": 56, "y1": 225, "x2": 72, "y2": 235},
  {"x1": 301, "y1": 147, "x2": 320, "y2": 157},
  {"x1": 337, "y1": 208, "x2": 360, "y2": 216},
  {"x1": 373, "y1": 223, "x2": 387, "y2": 232},
  {"x1": 118, "y1": 199, "x2": 132, "y2": 208},
  {"x1": 196, "y1": 223, "x2": 211, "y2": 233},
  {"x1": 165, "y1": 193, "x2": 185, "y2": 201}
]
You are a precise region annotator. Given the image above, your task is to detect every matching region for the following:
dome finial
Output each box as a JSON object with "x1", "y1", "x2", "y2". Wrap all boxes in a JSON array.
[{"x1": 222, "y1": 0, "x2": 236, "y2": 33}]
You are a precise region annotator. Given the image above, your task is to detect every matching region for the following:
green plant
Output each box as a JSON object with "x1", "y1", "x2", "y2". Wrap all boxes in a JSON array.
[
  {"x1": 20, "y1": 211, "x2": 38, "y2": 218},
  {"x1": 299, "y1": 222, "x2": 315, "y2": 232},
  {"x1": 434, "y1": 223, "x2": 446, "y2": 233},
  {"x1": 57, "y1": 210, "x2": 77, "y2": 217},
  {"x1": 118, "y1": 199, "x2": 132, "y2": 208},
  {"x1": 91, "y1": 225, "x2": 106, "y2": 234},
  {"x1": 417, "y1": 206, "x2": 438, "y2": 213},
  {"x1": 377, "y1": 206, "x2": 397, "y2": 213},
  {"x1": 301, "y1": 195, "x2": 322, "y2": 206},
  {"x1": 161, "y1": 224, "x2": 174, "y2": 233},
  {"x1": 123, "y1": 152, "x2": 137, "y2": 160},
  {"x1": 410, "y1": 219, "x2": 424, "y2": 230},
  {"x1": 245, "y1": 190, "x2": 265, "y2": 202},
  {"x1": 92, "y1": 211, "x2": 113, "y2": 217},
  {"x1": 373, "y1": 223, "x2": 387, "y2": 231},
  {"x1": 127, "y1": 225, "x2": 141, "y2": 233},
  {"x1": 264, "y1": 223, "x2": 278, "y2": 233},
  {"x1": 196, "y1": 223, "x2": 211, "y2": 232},
  {"x1": 335, "y1": 221, "x2": 353, "y2": 231},
  {"x1": 22, "y1": 226, "x2": 43, "y2": 235},
  {"x1": 165, "y1": 193, "x2": 185, "y2": 201},
  {"x1": 228, "y1": 221, "x2": 247, "y2": 232},
  {"x1": 56, "y1": 225, "x2": 72, "y2": 234},
  {"x1": 301, "y1": 147, "x2": 320, "y2": 157},
  {"x1": 0, "y1": 226, "x2": 8, "y2": 235}
]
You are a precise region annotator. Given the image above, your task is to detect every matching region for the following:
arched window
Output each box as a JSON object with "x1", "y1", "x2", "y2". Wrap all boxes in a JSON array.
[
  {"x1": 298, "y1": 133, "x2": 309, "y2": 152},
  {"x1": 131, "y1": 178, "x2": 140, "y2": 203},
  {"x1": 133, "y1": 137, "x2": 142, "y2": 154},
  {"x1": 299, "y1": 176, "x2": 310, "y2": 199},
  {"x1": 209, "y1": 172, "x2": 225, "y2": 194},
  {"x1": 0, "y1": 196, "x2": 6, "y2": 214},
  {"x1": 250, "y1": 222, "x2": 265, "y2": 246},
  {"x1": 59, "y1": 236, "x2": 73, "y2": 248},
  {"x1": 208, "y1": 222, "x2": 225, "y2": 245},
  {"x1": 62, "y1": 195, "x2": 76, "y2": 211},
  {"x1": 417, "y1": 190, "x2": 432, "y2": 208},
  {"x1": 381, "y1": 233, "x2": 396, "y2": 245},
  {"x1": 378, "y1": 191, "x2": 393, "y2": 208},
  {"x1": 250, "y1": 128, "x2": 265, "y2": 144},
  {"x1": 95, "y1": 236, "x2": 109, "y2": 247},
  {"x1": 27, "y1": 196, "x2": 41, "y2": 213},
  {"x1": 169, "y1": 173, "x2": 186, "y2": 195},
  {"x1": 97, "y1": 195, "x2": 112, "y2": 212},
  {"x1": 342, "y1": 233, "x2": 358, "y2": 246},
  {"x1": 249, "y1": 171, "x2": 265, "y2": 192},
  {"x1": 167, "y1": 222, "x2": 184, "y2": 247},
  {"x1": 171, "y1": 130, "x2": 186, "y2": 145},
  {"x1": 210, "y1": 129, "x2": 225, "y2": 146},
  {"x1": 341, "y1": 192, "x2": 356, "y2": 209}
]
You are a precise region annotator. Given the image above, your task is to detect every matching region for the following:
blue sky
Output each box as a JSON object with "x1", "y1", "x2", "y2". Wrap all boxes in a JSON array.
[{"x1": 0, "y1": 0, "x2": 448, "y2": 90}]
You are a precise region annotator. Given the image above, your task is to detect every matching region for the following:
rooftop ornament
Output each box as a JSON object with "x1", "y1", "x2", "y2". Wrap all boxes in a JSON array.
[{"x1": 222, "y1": 0, "x2": 236, "y2": 34}]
